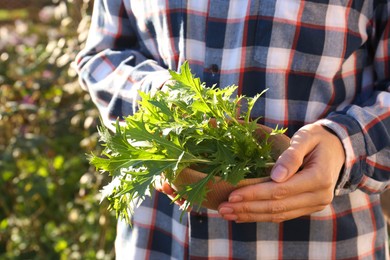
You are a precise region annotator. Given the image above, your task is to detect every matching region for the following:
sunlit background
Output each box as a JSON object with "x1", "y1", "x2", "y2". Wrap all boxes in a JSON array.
[
  {"x1": 0, "y1": 1, "x2": 389, "y2": 259},
  {"x1": 0, "y1": 1, "x2": 116, "y2": 259}
]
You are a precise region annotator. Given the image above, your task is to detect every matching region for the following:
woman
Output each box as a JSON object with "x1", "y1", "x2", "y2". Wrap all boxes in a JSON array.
[{"x1": 76, "y1": 1, "x2": 390, "y2": 259}]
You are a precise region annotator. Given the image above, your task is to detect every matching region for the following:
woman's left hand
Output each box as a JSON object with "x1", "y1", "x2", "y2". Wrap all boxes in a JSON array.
[{"x1": 218, "y1": 123, "x2": 345, "y2": 223}]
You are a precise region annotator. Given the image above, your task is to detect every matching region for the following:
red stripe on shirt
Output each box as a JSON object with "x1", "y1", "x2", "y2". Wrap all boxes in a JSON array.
[{"x1": 364, "y1": 110, "x2": 390, "y2": 132}]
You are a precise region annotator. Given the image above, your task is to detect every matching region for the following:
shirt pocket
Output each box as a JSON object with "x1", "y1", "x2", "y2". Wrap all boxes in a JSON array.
[{"x1": 252, "y1": 0, "x2": 350, "y2": 77}]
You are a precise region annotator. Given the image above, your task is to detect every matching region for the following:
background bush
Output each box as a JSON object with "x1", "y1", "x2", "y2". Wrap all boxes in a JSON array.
[{"x1": 0, "y1": 0, "x2": 116, "y2": 259}]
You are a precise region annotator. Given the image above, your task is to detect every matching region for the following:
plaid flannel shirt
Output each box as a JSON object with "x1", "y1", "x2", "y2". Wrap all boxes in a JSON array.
[{"x1": 76, "y1": 0, "x2": 390, "y2": 259}]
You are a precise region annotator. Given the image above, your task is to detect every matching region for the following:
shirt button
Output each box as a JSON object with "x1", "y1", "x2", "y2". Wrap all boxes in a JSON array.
[
  {"x1": 196, "y1": 215, "x2": 205, "y2": 223},
  {"x1": 210, "y1": 64, "x2": 219, "y2": 74}
]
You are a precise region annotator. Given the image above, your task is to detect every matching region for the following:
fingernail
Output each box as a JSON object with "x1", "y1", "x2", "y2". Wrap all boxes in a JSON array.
[
  {"x1": 271, "y1": 165, "x2": 288, "y2": 182},
  {"x1": 229, "y1": 195, "x2": 243, "y2": 203},
  {"x1": 219, "y1": 207, "x2": 234, "y2": 214}
]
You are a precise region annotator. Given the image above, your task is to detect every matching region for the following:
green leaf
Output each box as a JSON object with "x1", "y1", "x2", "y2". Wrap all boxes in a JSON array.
[
  {"x1": 53, "y1": 155, "x2": 64, "y2": 170},
  {"x1": 91, "y1": 61, "x2": 287, "y2": 223}
]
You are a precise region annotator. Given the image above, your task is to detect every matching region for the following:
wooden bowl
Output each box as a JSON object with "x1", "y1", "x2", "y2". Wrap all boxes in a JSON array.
[{"x1": 172, "y1": 123, "x2": 291, "y2": 210}]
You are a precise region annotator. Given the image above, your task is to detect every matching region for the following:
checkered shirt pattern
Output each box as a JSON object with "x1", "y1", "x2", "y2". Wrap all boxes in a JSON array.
[{"x1": 76, "y1": 0, "x2": 390, "y2": 259}]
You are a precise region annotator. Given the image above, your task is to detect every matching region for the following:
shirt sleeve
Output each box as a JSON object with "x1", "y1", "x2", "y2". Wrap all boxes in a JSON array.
[
  {"x1": 75, "y1": 0, "x2": 170, "y2": 131},
  {"x1": 318, "y1": 4, "x2": 390, "y2": 196}
]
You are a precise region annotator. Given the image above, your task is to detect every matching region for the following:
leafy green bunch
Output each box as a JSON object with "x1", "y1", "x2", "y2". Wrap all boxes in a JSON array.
[{"x1": 90, "y1": 62, "x2": 285, "y2": 222}]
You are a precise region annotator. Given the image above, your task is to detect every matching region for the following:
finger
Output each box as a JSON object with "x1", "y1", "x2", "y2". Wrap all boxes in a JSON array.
[
  {"x1": 162, "y1": 183, "x2": 185, "y2": 204},
  {"x1": 229, "y1": 164, "x2": 333, "y2": 202},
  {"x1": 222, "y1": 206, "x2": 325, "y2": 223},
  {"x1": 220, "y1": 189, "x2": 331, "y2": 217},
  {"x1": 156, "y1": 181, "x2": 189, "y2": 209},
  {"x1": 271, "y1": 125, "x2": 319, "y2": 182},
  {"x1": 161, "y1": 181, "x2": 176, "y2": 195}
]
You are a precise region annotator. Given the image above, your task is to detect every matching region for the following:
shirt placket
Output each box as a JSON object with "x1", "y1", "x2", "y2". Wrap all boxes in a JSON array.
[{"x1": 202, "y1": 1, "x2": 230, "y2": 87}]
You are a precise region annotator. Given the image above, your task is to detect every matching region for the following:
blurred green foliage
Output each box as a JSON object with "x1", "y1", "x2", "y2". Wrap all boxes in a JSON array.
[{"x1": 0, "y1": 0, "x2": 116, "y2": 259}]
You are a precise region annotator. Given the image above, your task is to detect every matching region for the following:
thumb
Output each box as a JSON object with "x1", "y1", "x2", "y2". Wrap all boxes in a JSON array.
[{"x1": 270, "y1": 127, "x2": 316, "y2": 182}]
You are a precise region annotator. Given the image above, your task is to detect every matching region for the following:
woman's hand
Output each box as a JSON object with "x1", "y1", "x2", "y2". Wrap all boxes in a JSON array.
[
  {"x1": 218, "y1": 123, "x2": 345, "y2": 223},
  {"x1": 154, "y1": 176, "x2": 190, "y2": 210}
]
